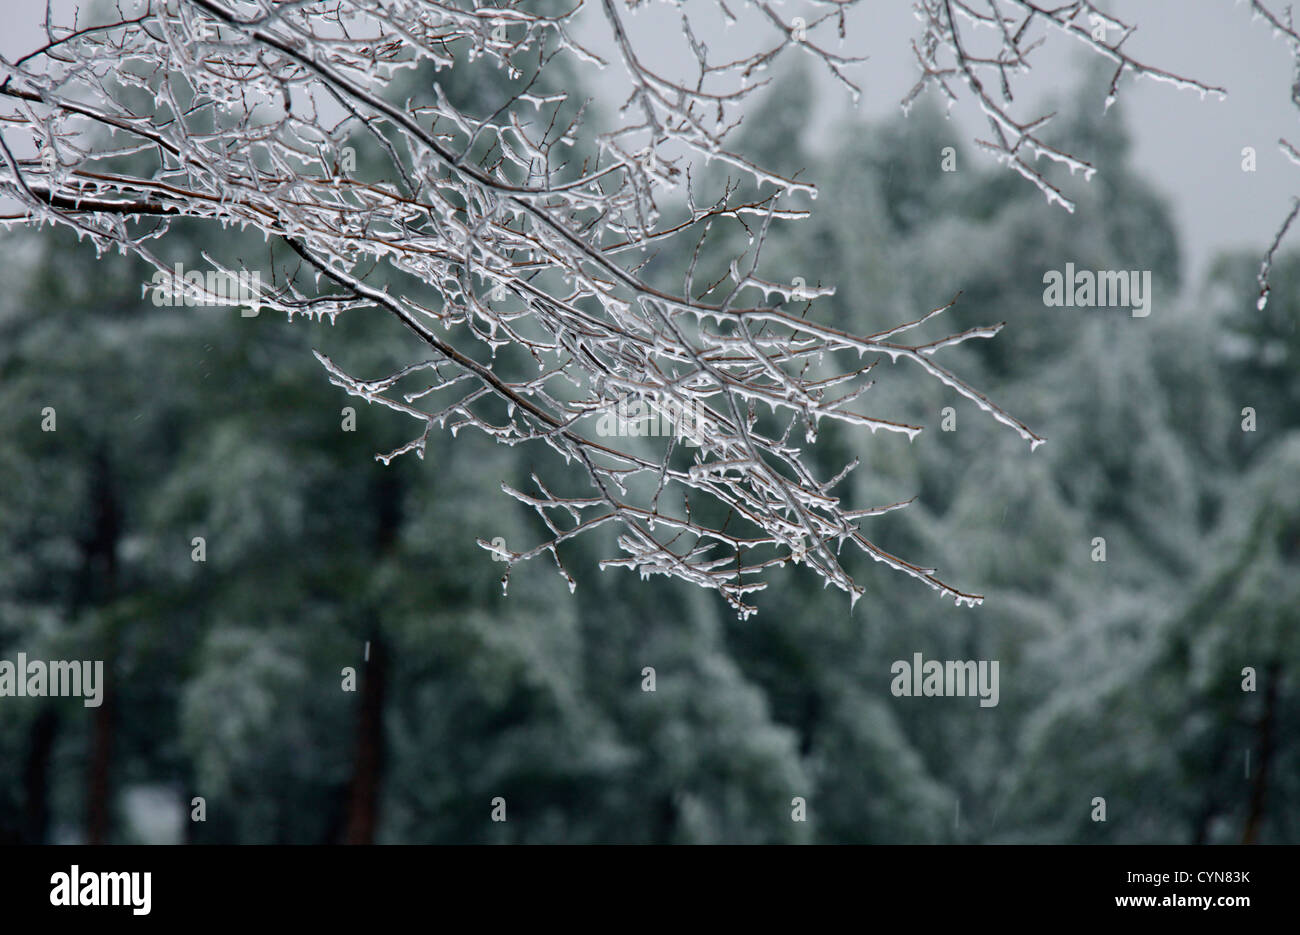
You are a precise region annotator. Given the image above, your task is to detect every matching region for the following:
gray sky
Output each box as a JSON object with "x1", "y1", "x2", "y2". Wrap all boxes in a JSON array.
[
  {"x1": 571, "y1": 0, "x2": 1298, "y2": 292},
  {"x1": 4, "y1": 0, "x2": 1294, "y2": 290}
]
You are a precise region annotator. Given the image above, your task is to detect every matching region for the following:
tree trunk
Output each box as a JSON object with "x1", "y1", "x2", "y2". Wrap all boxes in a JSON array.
[
  {"x1": 341, "y1": 468, "x2": 402, "y2": 844},
  {"x1": 1241, "y1": 662, "x2": 1280, "y2": 845},
  {"x1": 78, "y1": 447, "x2": 121, "y2": 845},
  {"x1": 22, "y1": 708, "x2": 58, "y2": 844},
  {"x1": 342, "y1": 636, "x2": 388, "y2": 844},
  {"x1": 86, "y1": 683, "x2": 116, "y2": 845}
]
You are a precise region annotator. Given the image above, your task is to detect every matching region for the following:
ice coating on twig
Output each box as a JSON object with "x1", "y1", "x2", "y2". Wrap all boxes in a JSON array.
[{"x1": 0, "y1": 0, "x2": 1043, "y2": 617}]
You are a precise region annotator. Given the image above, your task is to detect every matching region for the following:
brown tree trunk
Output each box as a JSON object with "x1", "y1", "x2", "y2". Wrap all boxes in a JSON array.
[
  {"x1": 86, "y1": 682, "x2": 116, "y2": 845},
  {"x1": 1241, "y1": 662, "x2": 1280, "y2": 845},
  {"x1": 341, "y1": 469, "x2": 402, "y2": 844},
  {"x1": 342, "y1": 636, "x2": 388, "y2": 845}
]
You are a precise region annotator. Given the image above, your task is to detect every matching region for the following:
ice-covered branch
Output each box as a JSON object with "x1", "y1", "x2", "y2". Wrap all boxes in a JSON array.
[
  {"x1": 908, "y1": 0, "x2": 1226, "y2": 212},
  {"x1": 0, "y1": 0, "x2": 1039, "y2": 617}
]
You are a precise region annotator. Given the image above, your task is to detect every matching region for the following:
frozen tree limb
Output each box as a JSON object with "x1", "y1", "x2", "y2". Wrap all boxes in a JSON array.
[
  {"x1": 907, "y1": 0, "x2": 1226, "y2": 212},
  {"x1": 0, "y1": 0, "x2": 1041, "y2": 617},
  {"x1": 1249, "y1": 0, "x2": 1300, "y2": 308}
]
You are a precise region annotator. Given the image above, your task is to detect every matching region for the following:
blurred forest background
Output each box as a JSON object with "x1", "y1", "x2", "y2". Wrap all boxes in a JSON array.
[{"x1": 0, "y1": 54, "x2": 1296, "y2": 845}]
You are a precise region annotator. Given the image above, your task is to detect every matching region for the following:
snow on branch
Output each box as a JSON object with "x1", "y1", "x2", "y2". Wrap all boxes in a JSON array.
[{"x1": 0, "y1": 0, "x2": 1040, "y2": 617}]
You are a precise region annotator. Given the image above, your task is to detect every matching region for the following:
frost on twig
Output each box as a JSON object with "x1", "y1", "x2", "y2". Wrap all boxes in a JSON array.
[
  {"x1": 0, "y1": 0, "x2": 1040, "y2": 617},
  {"x1": 906, "y1": 0, "x2": 1226, "y2": 213},
  {"x1": 1249, "y1": 0, "x2": 1300, "y2": 308}
]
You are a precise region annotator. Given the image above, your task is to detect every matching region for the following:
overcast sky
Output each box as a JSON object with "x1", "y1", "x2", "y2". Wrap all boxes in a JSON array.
[
  {"x1": 3, "y1": 0, "x2": 1295, "y2": 291},
  {"x1": 569, "y1": 0, "x2": 1298, "y2": 292}
]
